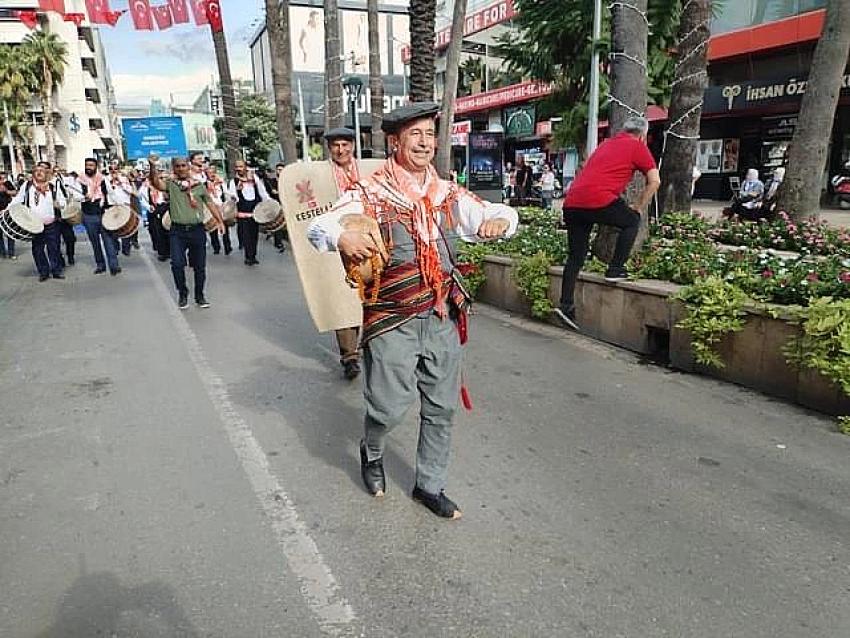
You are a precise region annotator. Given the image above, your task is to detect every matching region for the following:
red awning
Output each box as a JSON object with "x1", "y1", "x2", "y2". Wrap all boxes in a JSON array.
[{"x1": 598, "y1": 105, "x2": 668, "y2": 129}]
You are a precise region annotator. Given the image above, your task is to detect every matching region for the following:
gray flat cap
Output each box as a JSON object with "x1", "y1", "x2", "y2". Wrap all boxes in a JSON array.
[
  {"x1": 324, "y1": 127, "x2": 356, "y2": 141},
  {"x1": 382, "y1": 101, "x2": 440, "y2": 134}
]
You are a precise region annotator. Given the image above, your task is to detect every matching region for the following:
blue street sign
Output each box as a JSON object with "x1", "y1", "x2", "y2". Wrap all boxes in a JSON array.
[{"x1": 122, "y1": 116, "x2": 188, "y2": 160}]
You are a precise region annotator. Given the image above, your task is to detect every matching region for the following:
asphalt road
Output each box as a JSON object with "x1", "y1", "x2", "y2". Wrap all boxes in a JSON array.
[{"x1": 1, "y1": 234, "x2": 849, "y2": 638}]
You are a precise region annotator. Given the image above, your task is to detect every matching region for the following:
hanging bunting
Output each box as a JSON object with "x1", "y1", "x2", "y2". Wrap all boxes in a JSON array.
[
  {"x1": 38, "y1": 0, "x2": 66, "y2": 13},
  {"x1": 15, "y1": 10, "x2": 39, "y2": 29},
  {"x1": 168, "y1": 0, "x2": 190, "y2": 24},
  {"x1": 189, "y1": 0, "x2": 208, "y2": 26},
  {"x1": 129, "y1": 0, "x2": 153, "y2": 30},
  {"x1": 151, "y1": 4, "x2": 173, "y2": 30},
  {"x1": 204, "y1": 0, "x2": 223, "y2": 33},
  {"x1": 63, "y1": 12, "x2": 86, "y2": 26},
  {"x1": 85, "y1": 0, "x2": 113, "y2": 24},
  {"x1": 104, "y1": 9, "x2": 125, "y2": 26}
]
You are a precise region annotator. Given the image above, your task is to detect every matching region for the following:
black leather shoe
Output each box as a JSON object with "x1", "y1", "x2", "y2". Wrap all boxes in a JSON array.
[
  {"x1": 94, "y1": 266, "x2": 106, "y2": 274},
  {"x1": 52, "y1": 273, "x2": 65, "y2": 279},
  {"x1": 343, "y1": 360, "x2": 361, "y2": 380},
  {"x1": 412, "y1": 486, "x2": 462, "y2": 520},
  {"x1": 38, "y1": 274, "x2": 49, "y2": 282},
  {"x1": 359, "y1": 441, "x2": 385, "y2": 497}
]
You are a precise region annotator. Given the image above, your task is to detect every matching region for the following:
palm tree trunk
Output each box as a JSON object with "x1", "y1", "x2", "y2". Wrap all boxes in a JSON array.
[
  {"x1": 265, "y1": 0, "x2": 298, "y2": 165},
  {"x1": 367, "y1": 0, "x2": 385, "y2": 158},
  {"x1": 592, "y1": 0, "x2": 649, "y2": 262},
  {"x1": 43, "y1": 66, "x2": 56, "y2": 166},
  {"x1": 777, "y1": 0, "x2": 850, "y2": 221},
  {"x1": 211, "y1": 28, "x2": 242, "y2": 175},
  {"x1": 324, "y1": 0, "x2": 345, "y2": 133},
  {"x1": 660, "y1": 0, "x2": 711, "y2": 215},
  {"x1": 408, "y1": 0, "x2": 436, "y2": 102},
  {"x1": 434, "y1": 0, "x2": 467, "y2": 177}
]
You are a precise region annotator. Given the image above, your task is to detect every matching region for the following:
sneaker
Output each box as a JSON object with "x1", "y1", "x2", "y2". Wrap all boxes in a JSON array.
[
  {"x1": 178, "y1": 293, "x2": 189, "y2": 309},
  {"x1": 196, "y1": 296, "x2": 211, "y2": 309},
  {"x1": 604, "y1": 266, "x2": 629, "y2": 282},
  {"x1": 52, "y1": 273, "x2": 65, "y2": 280},
  {"x1": 553, "y1": 307, "x2": 580, "y2": 332},
  {"x1": 9, "y1": 255, "x2": 17, "y2": 260}
]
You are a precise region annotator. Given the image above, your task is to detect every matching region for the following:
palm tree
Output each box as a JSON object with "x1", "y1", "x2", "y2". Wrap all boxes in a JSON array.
[
  {"x1": 265, "y1": 0, "x2": 299, "y2": 165},
  {"x1": 367, "y1": 0, "x2": 385, "y2": 158},
  {"x1": 0, "y1": 44, "x2": 35, "y2": 174},
  {"x1": 21, "y1": 31, "x2": 67, "y2": 166},
  {"x1": 434, "y1": 0, "x2": 467, "y2": 177},
  {"x1": 777, "y1": 0, "x2": 850, "y2": 220},
  {"x1": 408, "y1": 0, "x2": 436, "y2": 101},
  {"x1": 209, "y1": 25, "x2": 242, "y2": 174},
  {"x1": 324, "y1": 0, "x2": 345, "y2": 132}
]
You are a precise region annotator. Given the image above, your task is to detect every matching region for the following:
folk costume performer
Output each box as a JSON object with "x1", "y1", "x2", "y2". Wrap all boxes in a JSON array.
[{"x1": 308, "y1": 103, "x2": 518, "y2": 520}]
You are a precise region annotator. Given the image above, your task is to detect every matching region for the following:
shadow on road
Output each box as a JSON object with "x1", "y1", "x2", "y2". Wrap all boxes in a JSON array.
[{"x1": 35, "y1": 571, "x2": 203, "y2": 638}]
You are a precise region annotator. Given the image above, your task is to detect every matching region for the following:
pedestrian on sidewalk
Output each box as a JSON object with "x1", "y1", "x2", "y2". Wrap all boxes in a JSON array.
[
  {"x1": 148, "y1": 154, "x2": 225, "y2": 309},
  {"x1": 10, "y1": 162, "x2": 66, "y2": 281},
  {"x1": 308, "y1": 102, "x2": 518, "y2": 519},
  {"x1": 555, "y1": 116, "x2": 661, "y2": 332},
  {"x1": 540, "y1": 163, "x2": 556, "y2": 211},
  {"x1": 78, "y1": 158, "x2": 121, "y2": 275}
]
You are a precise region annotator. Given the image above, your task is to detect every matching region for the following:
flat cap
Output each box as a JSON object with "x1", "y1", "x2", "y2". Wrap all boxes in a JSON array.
[
  {"x1": 324, "y1": 127, "x2": 356, "y2": 141},
  {"x1": 381, "y1": 101, "x2": 440, "y2": 134}
]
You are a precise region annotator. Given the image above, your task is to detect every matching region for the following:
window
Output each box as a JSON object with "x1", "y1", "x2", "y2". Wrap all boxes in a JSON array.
[{"x1": 711, "y1": 0, "x2": 827, "y2": 35}]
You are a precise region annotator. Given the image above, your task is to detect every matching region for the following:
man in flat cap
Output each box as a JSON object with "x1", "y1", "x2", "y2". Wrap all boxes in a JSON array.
[
  {"x1": 308, "y1": 102, "x2": 518, "y2": 519},
  {"x1": 325, "y1": 127, "x2": 364, "y2": 380}
]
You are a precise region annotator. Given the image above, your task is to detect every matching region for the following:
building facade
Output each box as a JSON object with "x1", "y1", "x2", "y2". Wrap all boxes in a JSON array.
[{"x1": 0, "y1": 0, "x2": 122, "y2": 174}]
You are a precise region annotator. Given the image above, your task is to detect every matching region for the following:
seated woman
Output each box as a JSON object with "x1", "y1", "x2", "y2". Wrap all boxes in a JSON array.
[{"x1": 731, "y1": 168, "x2": 765, "y2": 221}]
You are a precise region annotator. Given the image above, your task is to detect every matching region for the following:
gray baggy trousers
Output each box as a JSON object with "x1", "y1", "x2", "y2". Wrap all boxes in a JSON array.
[{"x1": 362, "y1": 312, "x2": 462, "y2": 494}]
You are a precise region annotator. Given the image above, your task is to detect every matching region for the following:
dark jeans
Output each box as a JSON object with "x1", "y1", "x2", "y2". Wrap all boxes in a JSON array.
[
  {"x1": 31, "y1": 222, "x2": 62, "y2": 277},
  {"x1": 170, "y1": 223, "x2": 207, "y2": 298},
  {"x1": 59, "y1": 220, "x2": 76, "y2": 261},
  {"x1": 0, "y1": 232, "x2": 15, "y2": 257},
  {"x1": 209, "y1": 226, "x2": 232, "y2": 254},
  {"x1": 148, "y1": 204, "x2": 170, "y2": 259},
  {"x1": 559, "y1": 198, "x2": 641, "y2": 311},
  {"x1": 82, "y1": 213, "x2": 120, "y2": 272},
  {"x1": 238, "y1": 217, "x2": 259, "y2": 261}
]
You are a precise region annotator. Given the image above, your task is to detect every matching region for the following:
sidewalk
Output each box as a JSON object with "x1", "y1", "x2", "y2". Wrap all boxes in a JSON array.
[{"x1": 692, "y1": 200, "x2": 850, "y2": 228}]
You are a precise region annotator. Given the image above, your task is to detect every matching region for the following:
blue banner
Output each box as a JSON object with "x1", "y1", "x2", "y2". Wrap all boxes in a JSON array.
[{"x1": 122, "y1": 116, "x2": 188, "y2": 160}]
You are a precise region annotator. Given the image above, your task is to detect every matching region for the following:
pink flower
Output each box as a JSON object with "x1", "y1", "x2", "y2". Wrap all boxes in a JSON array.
[
  {"x1": 840, "y1": 272, "x2": 850, "y2": 284},
  {"x1": 806, "y1": 272, "x2": 820, "y2": 282},
  {"x1": 762, "y1": 269, "x2": 774, "y2": 278}
]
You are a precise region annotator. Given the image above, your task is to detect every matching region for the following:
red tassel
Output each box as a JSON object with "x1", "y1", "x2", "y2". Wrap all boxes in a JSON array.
[{"x1": 460, "y1": 384, "x2": 473, "y2": 411}]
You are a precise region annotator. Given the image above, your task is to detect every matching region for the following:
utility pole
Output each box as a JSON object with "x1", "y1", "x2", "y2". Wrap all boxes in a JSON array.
[{"x1": 585, "y1": 0, "x2": 602, "y2": 155}]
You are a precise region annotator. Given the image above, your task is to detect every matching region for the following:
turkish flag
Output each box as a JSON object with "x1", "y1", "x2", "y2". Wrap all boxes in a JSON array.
[
  {"x1": 128, "y1": 0, "x2": 153, "y2": 30},
  {"x1": 15, "y1": 10, "x2": 39, "y2": 29},
  {"x1": 63, "y1": 12, "x2": 85, "y2": 26},
  {"x1": 85, "y1": 0, "x2": 112, "y2": 24},
  {"x1": 189, "y1": 0, "x2": 208, "y2": 26},
  {"x1": 151, "y1": 5, "x2": 173, "y2": 30},
  {"x1": 168, "y1": 0, "x2": 190, "y2": 24},
  {"x1": 38, "y1": 0, "x2": 65, "y2": 13},
  {"x1": 205, "y1": 0, "x2": 223, "y2": 32},
  {"x1": 105, "y1": 9, "x2": 124, "y2": 26}
]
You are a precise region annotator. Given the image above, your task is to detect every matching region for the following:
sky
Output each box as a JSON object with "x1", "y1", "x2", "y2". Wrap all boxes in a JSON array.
[{"x1": 98, "y1": 0, "x2": 263, "y2": 107}]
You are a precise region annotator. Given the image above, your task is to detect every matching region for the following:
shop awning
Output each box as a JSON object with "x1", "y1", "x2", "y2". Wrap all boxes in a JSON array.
[{"x1": 598, "y1": 105, "x2": 668, "y2": 129}]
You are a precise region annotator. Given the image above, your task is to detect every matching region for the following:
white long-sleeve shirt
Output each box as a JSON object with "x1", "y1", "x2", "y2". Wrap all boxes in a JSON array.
[
  {"x1": 307, "y1": 172, "x2": 518, "y2": 254},
  {"x1": 105, "y1": 174, "x2": 135, "y2": 206},
  {"x1": 226, "y1": 175, "x2": 270, "y2": 203},
  {"x1": 10, "y1": 180, "x2": 67, "y2": 224}
]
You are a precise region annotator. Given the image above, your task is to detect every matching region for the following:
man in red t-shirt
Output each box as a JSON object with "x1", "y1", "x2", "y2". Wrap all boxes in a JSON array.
[{"x1": 555, "y1": 116, "x2": 660, "y2": 330}]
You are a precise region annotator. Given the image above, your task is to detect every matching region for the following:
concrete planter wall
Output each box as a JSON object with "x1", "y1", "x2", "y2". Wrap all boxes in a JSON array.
[{"x1": 479, "y1": 255, "x2": 850, "y2": 416}]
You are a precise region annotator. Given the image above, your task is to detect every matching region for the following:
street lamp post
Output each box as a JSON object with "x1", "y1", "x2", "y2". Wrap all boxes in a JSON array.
[
  {"x1": 585, "y1": 0, "x2": 603, "y2": 156},
  {"x1": 342, "y1": 75, "x2": 363, "y2": 160}
]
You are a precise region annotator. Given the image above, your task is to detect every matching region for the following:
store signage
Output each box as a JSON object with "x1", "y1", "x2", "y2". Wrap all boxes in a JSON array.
[
  {"x1": 451, "y1": 120, "x2": 472, "y2": 146},
  {"x1": 535, "y1": 120, "x2": 553, "y2": 137},
  {"x1": 455, "y1": 81, "x2": 554, "y2": 115},
  {"x1": 705, "y1": 72, "x2": 850, "y2": 114},
  {"x1": 503, "y1": 104, "x2": 536, "y2": 137},
  {"x1": 468, "y1": 132, "x2": 504, "y2": 192},
  {"x1": 761, "y1": 115, "x2": 798, "y2": 140},
  {"x1": 401, "y1": 0, "x2": 517, "y2": 62}
]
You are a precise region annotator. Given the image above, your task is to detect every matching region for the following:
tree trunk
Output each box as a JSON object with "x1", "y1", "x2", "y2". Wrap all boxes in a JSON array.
[
  {"x1": 408, "y1": 0, "x2": 436, "y2": 102},
  {"x1": 43, "y1": 66, "x2": 56, "y2": 166},
  {"x1": 434, "y1": 0, "x2": 467, "y2": 177},
  {"x1": 367, "y1": 0, "x2": 385, "y2": 158},
  {"x1": 777, "y1": 0, "x2": 850, "y2": 221},
  {"x1": 324, "y1": 0, "x2": 345, "y2": 135},
  {"x1": 211, "y1": 28, "x2": 242, "y2": 175},
  {"x1": 593, "y1": 0, "x2": 649, "y2": 263},
  {"x1": 265, "y1": 0, "x2": 299, "y2": 165},
  {"x1": 660, "y1": 0, "x2": 711, "y2": 215}
]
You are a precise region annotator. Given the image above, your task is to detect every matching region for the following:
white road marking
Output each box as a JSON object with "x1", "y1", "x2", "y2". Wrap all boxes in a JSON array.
[{"x1": 141, "y1": 251, "x2": 358, "y2": 636}]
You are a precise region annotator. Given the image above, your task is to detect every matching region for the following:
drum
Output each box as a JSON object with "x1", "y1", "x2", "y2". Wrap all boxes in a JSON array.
[
  {"x1": 0, "y1": 203, "x2": 44, "y2": 242},
  {"x1": 202, "y1": 209, "x2": 219, "y2": 232},
  {"x1": 253, "y1": 199, "x2": 286, "y2": 233},
  {"x1": 61, "y1": 197, "x2": 82, "y2": 226},
  {"x1": 102, "y1": 204, "x2": 139, "y2": 238},
  {"x1": 339, "y1": 214, "x2": 387, "y2": 302},
  {"x1": 161, "y1": 210, "x2": 171, "y2": 231},
  {"x1": 221, "y1": 199, "x2": 237, "y2": 227}
]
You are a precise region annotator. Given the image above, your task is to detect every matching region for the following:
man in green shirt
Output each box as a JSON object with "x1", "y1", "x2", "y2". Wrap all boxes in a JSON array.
[{"x1": 148, "y1": 154, "x2": 224, "y2": 309}]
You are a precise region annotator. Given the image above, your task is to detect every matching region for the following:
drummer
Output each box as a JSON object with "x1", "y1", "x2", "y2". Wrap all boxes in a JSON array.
[
  {"x1": 147, "y1": 153, "x2": 225, "y2": 309},
  {"x1": 78, "y1": 157, "x2": 121, "y2": 275},
  {"x1": 226, "y1": 159, "x2": 270, "y2": 266},
  {"x1": 325, "y1": 127, "x2": 364, "y2": 380},
  {"x1": 139, "y1": 165, "x2": 171, "y2": 261},
  {"x1": 205, "y1": 163, "x2": 232, "y2": 255},
  {"x1": 42, "y1": 162, "x2": 77, "y2": 268},
  {"x1": 105, "y1": 160, "x2": 137, "y2": 257},
  {"x1": 9, "y1": 162, "x2": 67, "y2": 281},
  {"x1": 189, "y1": 152, "x2": 208, "y2": 185}
]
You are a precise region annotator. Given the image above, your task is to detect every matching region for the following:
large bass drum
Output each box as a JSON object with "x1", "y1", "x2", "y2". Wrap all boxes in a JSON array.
[
  {"x1": 102, "y1": 204, "x2": 139, "y2": 238},
  {"x1": 0, "y1": 203, "x2": 44, "y2": 242}
]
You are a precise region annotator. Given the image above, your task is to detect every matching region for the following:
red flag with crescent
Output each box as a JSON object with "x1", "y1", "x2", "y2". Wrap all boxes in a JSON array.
[
  {"x1": 168, "y1": 0, "x2": 190, "y2": 23},
  {"x1": 15, "y1": 10, "x2": 39, "y2": 29},
  {"x1": 105, "y1": 9, "x2": 125, "y2": 25},
  {"x1": 85, "y1": 0, "x2": 110, "y2": 24},
  {"x1": 151, "y1": 4, "x2": 173, "y2": 30},
  {"x1": 205, "y1": 0, "x2": 223, "y2": 32},
  {"x1": 189, "y1": 0, "x2": 208, "y2": 26},
  {"x1": 38, "y1": 0, "x2": 65, "y2": 13},
  {"x1": 129, "y1": 0, "x2": 153, "y2": 30}
]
